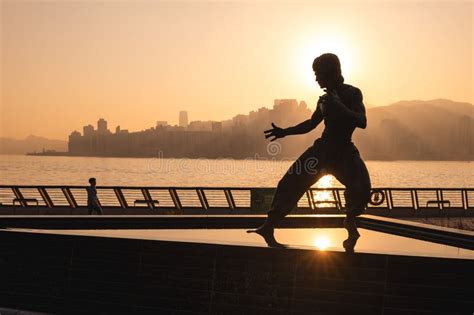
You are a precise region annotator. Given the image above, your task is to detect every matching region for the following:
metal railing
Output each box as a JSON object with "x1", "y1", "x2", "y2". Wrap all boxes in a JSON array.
[{"x1": 0, "y1": 185, "x2": 473, "y2": 214}]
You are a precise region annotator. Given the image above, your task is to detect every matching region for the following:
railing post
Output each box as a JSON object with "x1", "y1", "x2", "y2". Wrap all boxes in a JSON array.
[
  {"x1": 141, "y1": 188, "x2": 155, "y2": 209},
  {"x1": 466, "y1": 189, "x2": 470, "y2": 209},
  {"x1": 12, "y1": 187, "x2": 25, "y2": 207},
  {"x1": 439, "y1": 189, "x2": 444, "y2": 211},
  {"x1": 197, "y1": 189, "x2": 209, "y2": 210},
  {"x1": 413, "y1": 189, "x2": 420, "y2": 210},
  {"x1": 169, "y1": 188, "x2": 182, "y2": 210},
  {"x1": 410, "y1": 189, "x2": 416, "y2": 215},
  {"x1": 332, "y1": 189, "x2": 340, "y2": 210},
  {"x1": 387, "y1": 189, "x2": 393, "y2": 212},
  {"x1": 308, "y1": 189, "x2": 316, "y2": 211},
  {"x1": 114, "y1": 188, "x2": 128, "y2": 208},
  {"x1": 462, "y1": 189, "x2": 467, "y2": 210},
  {"x1": 305, "y1": 191, "x2": 313, "y2": 209},
  {"x1": 224, "y1": 189, "x2": 235, "y2": 210},
  {"x1": 336, "y1": 189, "x2": 344, "y2": 211},
  {"x1": 62, "y1": 188, "x2": 77, "y2": 208},
  {"x1": 436, "y1": 189, "x2": 442, "y2": 215},
  {"x1": 38, "y1": 187, "x2": 53, "y2": 208}
]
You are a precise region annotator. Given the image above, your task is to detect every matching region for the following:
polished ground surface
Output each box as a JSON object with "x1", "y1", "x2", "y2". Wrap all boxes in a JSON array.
[{"x1": 10, "y1": 227, "x2": 474, "y2": 260}]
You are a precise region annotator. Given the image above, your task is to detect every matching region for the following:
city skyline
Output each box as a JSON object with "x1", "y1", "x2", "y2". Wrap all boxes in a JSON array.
[
  {"x1": 70, "y1": 100, "x2": 308, "y2": 137},
  {"x1": 1, "y1": 96, "x2": 472, "y2": 141},
  {"x1": 1, "y1": 1, "x2": 472, "y2": 139},
  {"x1": 0, "y1": 97, "x2": 472, "y2": 160},
  {"x1": 63, "y1": 98, "x2": 473, "y2": 161}
]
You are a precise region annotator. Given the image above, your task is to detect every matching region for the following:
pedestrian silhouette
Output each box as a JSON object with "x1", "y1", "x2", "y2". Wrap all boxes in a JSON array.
[
  {"x1": 248, "y1": 53, "x2": 371, "y2": 247},
  {"x1": 86, "y1": 177, "x2": 103, "y2": 215}
]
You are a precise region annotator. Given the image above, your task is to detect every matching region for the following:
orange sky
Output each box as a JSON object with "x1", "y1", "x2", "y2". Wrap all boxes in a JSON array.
[{"x1": 1, "y1": 1, "x2": 472, "y2": 140}]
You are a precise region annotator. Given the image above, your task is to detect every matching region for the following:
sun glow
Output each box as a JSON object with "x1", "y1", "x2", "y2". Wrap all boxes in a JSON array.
[
  {"x1": 314, "y1": 236, "x2": 330, "y2": 250},
  {"x1": 294, "y1": 33, "x2": 356, "y2": 90}
]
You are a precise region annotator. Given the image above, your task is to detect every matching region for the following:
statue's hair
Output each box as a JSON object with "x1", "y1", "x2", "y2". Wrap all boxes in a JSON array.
[{"x1": 312, "y1": 53, "x2": 344, "y2": 86}]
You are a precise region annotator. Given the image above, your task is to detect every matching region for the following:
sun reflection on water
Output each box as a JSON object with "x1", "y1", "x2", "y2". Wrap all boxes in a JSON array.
[
  {"x1": 312, "y1": 175, "x2": 337, "y2": 207},
  {"x1": 316, "y1": 175, "x2": 334, "y2": 188}
]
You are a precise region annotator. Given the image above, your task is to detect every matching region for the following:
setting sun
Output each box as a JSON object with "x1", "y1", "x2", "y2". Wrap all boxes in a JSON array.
[
  {"x1": 314, "y1": 236, "x2": 331, "y2": 250},
  {"x1": 294, "y1": 32, "x2": 356, "y2": 90}
]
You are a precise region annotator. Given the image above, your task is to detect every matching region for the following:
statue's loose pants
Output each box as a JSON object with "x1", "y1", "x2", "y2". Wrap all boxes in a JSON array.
[{"x1": 267, "y1": 138, "x2": 371, "y2": 224}]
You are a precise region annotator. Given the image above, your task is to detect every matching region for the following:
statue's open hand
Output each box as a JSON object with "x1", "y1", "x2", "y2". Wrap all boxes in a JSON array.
[{"x1": 264, "y1": 122, "x2": 286, "y2": 141}]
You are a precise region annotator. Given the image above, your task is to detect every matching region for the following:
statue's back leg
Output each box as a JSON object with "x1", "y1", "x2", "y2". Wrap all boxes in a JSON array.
[{"x1": 332, "y1": 148, "x2": 371, "y2": 218}]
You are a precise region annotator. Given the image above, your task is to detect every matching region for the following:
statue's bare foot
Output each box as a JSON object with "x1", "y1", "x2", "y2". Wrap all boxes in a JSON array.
[
  {"x1": 247, "y1": 226, "x2": 287, "y2": 248},
  {"x1": 343, "y1": 217, "x2": 360, "y2": 252},
  {"x1": 343, "y1": 233, "x2": 360, "y2": 252}
]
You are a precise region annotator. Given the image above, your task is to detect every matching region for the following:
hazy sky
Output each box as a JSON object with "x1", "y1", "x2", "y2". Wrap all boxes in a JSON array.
[{"x1": 1, "y1": 0, "x2": 472, "y2": 140}]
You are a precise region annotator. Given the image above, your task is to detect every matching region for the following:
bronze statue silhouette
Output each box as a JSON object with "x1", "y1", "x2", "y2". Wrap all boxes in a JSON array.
[{"x1": 248, "y1": 53, "x2": 371, "y2": 248}]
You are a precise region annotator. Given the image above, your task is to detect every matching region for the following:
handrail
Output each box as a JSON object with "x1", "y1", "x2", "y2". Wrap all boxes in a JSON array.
[
  {"x1": 0, "y1": 186, "x2": 473, "y2": 214},
  {"x1": 0, "y1": 185, "x2": 471, "y2": 190}
]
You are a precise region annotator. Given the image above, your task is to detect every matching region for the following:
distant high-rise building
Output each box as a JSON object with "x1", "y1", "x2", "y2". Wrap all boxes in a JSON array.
[
  {"x1": 97, "y1": 118, "x2": 108, "y2": 134},
  {"x1": 83, "y1": 124, "x2": 94, "y2": 137},
  {"x1": 69, "y1": 130, "x2": 81, "y2": 138},
  {"x1": 299, "y1": 101, "x2": 308, "y2": 110},
  {"x1": 156, "y1": 121, "x2": 168, "y2": 128},
  {"x1": 232, "y1": 114, "x2": 248, "y2": 127},
  {"x1": 273, "y1": 99, "x2": 298, "y2": 109},
  {"x1": 212, "y1": 121, "x2": 222, "y2": 132},
  {"x1": 68, "y1": 131, "x2": 82, "y2": 154},
  {"x1": 272, "y1": 99, "x2": 298, "y2": 125},
  {"x1": 115, "y1": 125, "x2": 121, "y2": 134},
  {"x1": 179, "y1": 111, "x2": 188, "y2": 128},
  {"x1": 188, "y1": 120, "x2": 212, "y2": 131}
]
